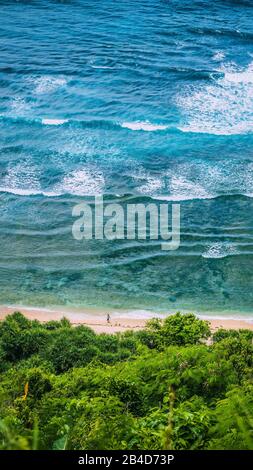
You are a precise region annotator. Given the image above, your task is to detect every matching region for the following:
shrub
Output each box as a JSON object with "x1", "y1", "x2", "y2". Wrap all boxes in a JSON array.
[{"x1": 146, "y1": 312, "x2": 211, "y2": 348}]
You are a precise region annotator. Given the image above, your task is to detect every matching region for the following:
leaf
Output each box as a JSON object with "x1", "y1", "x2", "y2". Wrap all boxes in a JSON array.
[
  {"x1": 52, "y1": 435, "x2": 68, "y2": 450},
  {"x1": 22, "y1": 382, "x2": 29, "y2": 401}
]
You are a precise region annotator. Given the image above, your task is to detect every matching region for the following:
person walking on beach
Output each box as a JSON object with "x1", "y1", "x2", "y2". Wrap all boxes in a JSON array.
[{"x1": 107, "y1": 313, "x2": 111, "y2": 324}]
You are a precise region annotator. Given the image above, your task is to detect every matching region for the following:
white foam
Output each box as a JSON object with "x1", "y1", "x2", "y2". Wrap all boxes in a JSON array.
[
  {"x1": 137, "y1": 175, "x2": 165, "y2": 196},
  {"x1": 112, "y1": 310, "x2": 166, "y2": 320},
  {"x1": 177, "y1": 61, "x2": 253, "y2": 135},
  {"x1": 179, "y1": 121, "x2": 253, "y2": 135},
  {"x1": 56, "y1": 168, "x2": 105, "y2": 196},
  {"x1": 91, "y1": 65, "x2": 115, "y2": 70},
  {"x1": 9, "y1": 97, "x2": 30, "y2": 115},
  {"x1": 121, "y1": 121, "x2": 168, "y2": 131},
  {"x1": 212, "y1": 51, "x2": 225, "y2": 61},
  {"x1": 168, "y1": 175, "x2": 212, "y2": 201},
  {"x1": 0, "y1": 186, "x2": 62, "y2": 197},
  {"x1": 133, "y1": 160, "x2": 253, "y2": 201},
  {"x1": 2, "y1": 157, "x2": 252, "y2": 200},
  {"x1": 202, "y1": 242, "x2": 238, "y2": 259},
  {"x1": 0, "y1": 159, "x2": 66, "y2": 197},
  {"x1": 0, "y1": 165, "x2": 103, "y2": 197},
  {"x1": 42, "y1": 118, "x2": 68, "y2": 126},
  {"x1": 136, "y1": 172, "x2": 213, "y2": 201},
  {"x1": 2, "y1": 160, "x2": 42, "y2": 196},
  {"x1": 133, "y1": 165, "x2": 214, "y2": 201},
  {"x1": 0, "y1": 187, "x2": 42, "y2": 196},
  {"x1": 30, "y1": 76, "x2": 67, "y2": 94}
]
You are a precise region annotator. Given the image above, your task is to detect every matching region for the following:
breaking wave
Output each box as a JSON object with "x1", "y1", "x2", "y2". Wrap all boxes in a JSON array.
[{"x1": 177, "y1": 61, "x2": 253, "y2": 135}]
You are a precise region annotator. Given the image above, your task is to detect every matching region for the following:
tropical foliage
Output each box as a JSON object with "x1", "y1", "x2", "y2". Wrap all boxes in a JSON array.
[{"x1": 0, "y1": 312, "x2": 252, "y2": 450}]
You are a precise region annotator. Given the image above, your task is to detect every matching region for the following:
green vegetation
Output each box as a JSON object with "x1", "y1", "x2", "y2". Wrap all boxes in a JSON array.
[{"x1": 0, "y1": 312, "x2": 252, "y2": 450}]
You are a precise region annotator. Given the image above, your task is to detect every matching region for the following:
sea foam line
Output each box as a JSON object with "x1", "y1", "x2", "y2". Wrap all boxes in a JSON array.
[
  {"x1": 42, "y1": 118, "x2": 69, "y2": 126},
  {"x1": 121, "y1": 121, "x2": 168, "y2": 131},
  {"x1": 0, "y1": 186, "x2": 253, "y2": 200}
]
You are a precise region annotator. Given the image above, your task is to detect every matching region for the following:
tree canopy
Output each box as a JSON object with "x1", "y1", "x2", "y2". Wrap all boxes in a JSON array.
[{"x1": 0, "y1": 312, "x2": 252, "y2": 450}]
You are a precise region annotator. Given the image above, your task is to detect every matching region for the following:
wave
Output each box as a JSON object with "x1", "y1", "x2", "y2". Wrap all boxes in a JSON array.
[
  {"x1": 0, "y1": 187, "x2": 59, "y2": 197},
  {"x1": 212, "y1": 51, "x2": 226, "y2": 62},
  {"x1": 0, "y1": 115, "x2": 118, "y2": 130},
  {"x1": 0, "y1": 113, "x2": 170, "y2": 133},
  {"x1": 1, "y1": 150, "x2": 253, "y2": 201},
  {"x1": 180, "y1": 122, "x2": 253, "y2": 136},
  {"x1": 0, "y1": 115, "x2": 170, "y2": 132},
  {"x1": 188, "y1": 26, "x2": 253, "y2": 41},
  {"x1": 1, "y1": 186, "x2": 252, "y2": 201},
  {"x1": 9, "y1": 97, "x2": 31, "y2": 115},
  {"x1": 202, "y1": 242, "x2": 238, "y2": 259},
  {"x1": 133, "y1": 160, "x2": 253, "y2": 201},
  {"x1": 1, "y1": 110, "x2": 252, "y2": 136},
  {"x1": 151, "y1": 191, "x2": 253, "y2": 202},
  {"x1": 121, "y1": 121, "x2": 168, "y2": 131},
  {"x1": 1, "y1": 158, "x2": 253, "y2": 200},
  {"x1": 28, "y1": 76, "x2": 67, "y2": 94},
  {"x1": 55, "y1": 168, "x2": 105, "y2": 196},
  {"x1": 42, "y1": 118, "x2": 69, "y2": 126},
  {"x1": 90, "y1": 65, "x2": 116, "y2": 70},
  {"x1": 0, "y1": 165, "x2": 105, "y2": 197},
  {"x1": 176, "y1": 61, "x2": 253, "y2": 135},
  {"x1": 132, "y1": 170, "x2": 213, "y2": 201}
]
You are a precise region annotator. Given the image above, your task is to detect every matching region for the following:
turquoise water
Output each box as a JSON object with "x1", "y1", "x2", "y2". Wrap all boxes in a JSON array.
[{"x1": 0, "y1": 0, "x2": 253, "y2": 315}]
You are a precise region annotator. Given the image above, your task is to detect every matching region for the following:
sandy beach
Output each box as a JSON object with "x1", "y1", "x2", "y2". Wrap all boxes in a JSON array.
[{"x1": 0, "y1": 305, "x2": 252, "y2": 334}]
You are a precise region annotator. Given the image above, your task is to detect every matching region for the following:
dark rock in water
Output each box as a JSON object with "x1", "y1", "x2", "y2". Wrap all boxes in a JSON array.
[
  {"x1": 223, "y1": 290, "x2": 231, "y2": 299},
  {"x1": 67, "y1": 272, "x2": 82, "y2": 282}
]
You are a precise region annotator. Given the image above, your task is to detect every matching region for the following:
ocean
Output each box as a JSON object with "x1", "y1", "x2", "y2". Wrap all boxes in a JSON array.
[{"x1": 0, "y1": 0, "x2": 252, "y2": 316}]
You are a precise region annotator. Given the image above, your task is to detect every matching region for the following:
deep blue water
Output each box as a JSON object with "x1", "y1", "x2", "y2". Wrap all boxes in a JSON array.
[{"x1": 0, "y1": 0, "x2": 253, "y2": 315}]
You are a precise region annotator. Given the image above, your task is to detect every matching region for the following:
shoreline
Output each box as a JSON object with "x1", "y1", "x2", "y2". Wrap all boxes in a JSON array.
[{"x1": 0, "y1": 304, "x2": 253, "y2": 334}]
